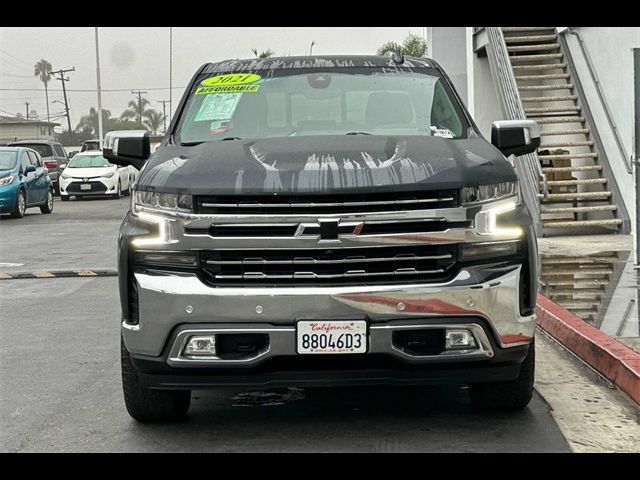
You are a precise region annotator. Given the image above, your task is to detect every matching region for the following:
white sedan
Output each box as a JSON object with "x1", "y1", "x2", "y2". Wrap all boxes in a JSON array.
[{"x1": 59, "y1": 151, "x2": 138, "y2": 201}]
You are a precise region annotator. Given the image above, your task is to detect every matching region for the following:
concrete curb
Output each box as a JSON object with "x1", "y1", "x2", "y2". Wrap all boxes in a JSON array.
[
  {"x1": 0, "y1": 269, "x2": 118, "y2": 280},
  {"x1": 536, "y1": 293, "x2": 640, "y2": 406}
]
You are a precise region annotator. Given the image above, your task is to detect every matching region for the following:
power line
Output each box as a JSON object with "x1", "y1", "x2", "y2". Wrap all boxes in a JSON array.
[
  {"x1": 0, "y1": 48, "x2": 33, "y2": 67},
  {"x1": 0, "y1": 56, "x2": 31, "y2": 73}
]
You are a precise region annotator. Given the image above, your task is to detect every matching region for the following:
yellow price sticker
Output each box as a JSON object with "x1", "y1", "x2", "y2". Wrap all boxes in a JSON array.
[{"x1": 201, "y1": 73, "x2": 261, "y2": 87}]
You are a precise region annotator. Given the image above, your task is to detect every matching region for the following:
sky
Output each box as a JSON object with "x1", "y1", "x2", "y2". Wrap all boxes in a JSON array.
[{"x1": 0, "y1": 27, "x2": 426, "y2": 129}]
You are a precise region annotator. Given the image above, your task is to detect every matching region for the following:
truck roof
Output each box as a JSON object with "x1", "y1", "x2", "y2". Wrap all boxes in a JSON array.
[{"x1": 204, "y1": 55, "x2": 436, "y2": 75}]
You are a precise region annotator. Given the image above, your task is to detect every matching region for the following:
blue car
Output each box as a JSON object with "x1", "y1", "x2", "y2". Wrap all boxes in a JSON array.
[{"x1": 0, "y1": 146, "x2": 54, "y2": 218}]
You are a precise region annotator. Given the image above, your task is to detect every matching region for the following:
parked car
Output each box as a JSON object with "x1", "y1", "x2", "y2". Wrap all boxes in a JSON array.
[
  {"x1": 59, "y1": 151, "x2": 137, "y2": 201},
  {"x1": 104, "y1": 55, "x2": 540, "y2": 422},
  {"x1": 81, "y1": 139, "x2": 100, "y2": 152},
  {"x1": 8, "y1": 139, "x2": 68, "y2": 196},
  {"x1": 0, "y1": 146, "x2": 54, "y2": 218}
]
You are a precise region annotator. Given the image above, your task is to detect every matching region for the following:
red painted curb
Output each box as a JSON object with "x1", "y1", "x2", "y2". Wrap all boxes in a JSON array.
[{"x1": 536, "y1": 293, "x2": 640, "y2": 406}]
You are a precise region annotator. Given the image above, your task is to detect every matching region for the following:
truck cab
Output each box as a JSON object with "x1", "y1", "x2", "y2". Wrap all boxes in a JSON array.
[{"x1": 105, "y1": 55, "x2": 540, "y2": 422}]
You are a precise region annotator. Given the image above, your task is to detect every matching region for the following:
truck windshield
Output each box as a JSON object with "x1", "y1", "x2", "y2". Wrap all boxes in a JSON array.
[
  {"x1": 68, "y1": 155, "x2": 112, "y2": 168},
  {"x1": 174, "y1": 68, "x2": 471, "y2": 144}
]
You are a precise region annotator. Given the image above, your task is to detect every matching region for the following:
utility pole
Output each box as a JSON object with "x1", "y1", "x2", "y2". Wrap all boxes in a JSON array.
[
  {"x1": 49, "y1": 67, "x2": 75, "y2": 143},
  {"x1": 94, "y1": 27, "x2": 104, "y2": 148},
  {"x1": 169, "y1": 27, "x2": 173, "y2": 126},
  {"x1": 158, "y1": 100, "x2": 169, "y2": 133},
  {"x1": 131, "y1": 90, "x2": 148, "y2": 126},
  {"x1": 25, "y1": 102, "x2": 29, "y2": 120}
]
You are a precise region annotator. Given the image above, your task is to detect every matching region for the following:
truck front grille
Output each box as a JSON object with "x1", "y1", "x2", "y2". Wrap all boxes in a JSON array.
[
  {"x1": 200, "y1": 244, "x2": 458, "y2": 287},
  {"x1": 196, "y1": 189, "x2": 458, "y2": 215}
]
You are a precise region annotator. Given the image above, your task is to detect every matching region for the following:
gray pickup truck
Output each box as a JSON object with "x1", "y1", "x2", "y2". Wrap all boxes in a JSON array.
[{"x1": 104, "y1": 55, "x2": 539, "y2": 422}]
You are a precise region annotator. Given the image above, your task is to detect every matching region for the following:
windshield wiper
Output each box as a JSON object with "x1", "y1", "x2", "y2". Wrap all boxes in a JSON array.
[
  {"x1": 221, "y1": 137, "x2": 242, "y2": 141},
  {"x1": 345, "y1": 131, "x2": 372, "y2": 136},
  {"x1": 181, "y1": 141, "x2": 205, "y2": 146}
]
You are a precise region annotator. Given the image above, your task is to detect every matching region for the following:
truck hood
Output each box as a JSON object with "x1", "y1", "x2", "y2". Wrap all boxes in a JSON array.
[{"x1": 137, "y1": 136, "x2": 517, "y2": 195}]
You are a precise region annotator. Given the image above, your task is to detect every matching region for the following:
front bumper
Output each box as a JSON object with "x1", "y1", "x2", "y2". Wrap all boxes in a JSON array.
[
  {"x1": 59, "y1": 175, "x2": 118, "y2": 196},
  {"x1": 0, "y1": 183, "x2": 18, "y2": 213},
  {"x1": 123, "y1": 264, "x2": 535, "y2": 363}
]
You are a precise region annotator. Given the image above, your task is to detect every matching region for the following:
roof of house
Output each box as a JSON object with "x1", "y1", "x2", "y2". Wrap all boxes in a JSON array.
[{"x1": 0, "y1": 115, "x2": 60, "y2": 127}]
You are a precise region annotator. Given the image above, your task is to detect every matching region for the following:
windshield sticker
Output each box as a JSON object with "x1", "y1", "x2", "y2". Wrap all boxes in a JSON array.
[
  {"x1": 201, "y1": 73, "x2": 261, "y2": 86},
  {"x1": 430, "y1": 127, "x2": 454, "y2": 139},
  {"x1": 194, "y1": 93, "x2": 242, "y2": 121},
  {"x1": 195, "y1": 84, "x2": 260, "y2": 95}
]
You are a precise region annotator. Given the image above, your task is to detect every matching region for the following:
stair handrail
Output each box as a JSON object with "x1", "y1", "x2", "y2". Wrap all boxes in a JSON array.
[
  {"x1": 484, "y1": 27, "x2": 547, "y2": 236},
  {"x1": 565, "y1": 28, "x2": 633, "y2": 174}
]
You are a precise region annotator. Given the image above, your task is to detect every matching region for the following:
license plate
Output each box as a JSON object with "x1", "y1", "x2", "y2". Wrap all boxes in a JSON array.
[
  {"x1": 296, "y1": 320, "x2": 367, "y2": 354},
  {"x1": 80, "y1": 183, "x2": 91, "y2": 191}
]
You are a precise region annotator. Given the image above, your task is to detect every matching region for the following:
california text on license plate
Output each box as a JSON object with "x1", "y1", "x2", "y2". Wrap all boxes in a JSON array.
[
  {"x1": 296, "y1": 320, "x2": 367, "y2": 354},
  {"x1": 80, "y1": 184, "x2": 91, "y2": 190}
]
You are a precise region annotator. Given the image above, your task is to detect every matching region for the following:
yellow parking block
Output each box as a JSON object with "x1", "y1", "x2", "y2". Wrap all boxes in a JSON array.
[
  {"x1": 33, "y1": 271, "x2": 55, "y2": 278},
  {"x1": 0, "y1": 273, "x2": 13, "y2": 279},
  {"x1": 77, "y1": 271, "x2": 97, "y2": 277}
]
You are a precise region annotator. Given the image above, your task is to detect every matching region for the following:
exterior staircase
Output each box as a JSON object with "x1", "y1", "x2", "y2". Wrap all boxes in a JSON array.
[{"x1": 501, "y1": 27, "x2": 623, "y2": 235}]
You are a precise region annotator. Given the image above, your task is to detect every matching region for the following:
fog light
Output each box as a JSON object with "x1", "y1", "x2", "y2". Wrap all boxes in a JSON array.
[
  {"x1": 445, "y1": 329, "x2": 477, "y2": 350},
  {"x1": 184, "y1": 335, "x2": 216, "y2": 357}
]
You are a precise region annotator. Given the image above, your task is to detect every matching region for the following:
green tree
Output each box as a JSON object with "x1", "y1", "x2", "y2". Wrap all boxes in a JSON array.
[
  {"x1": 143, "y1": 109, "x2": 165, "y2": 134},
  {"x1": 121, "y1": 97, "x2": 151, "y2": 126},
  {"x1": 251, "y1": 48, "x2": 275, "y2": 59},
  {"x1": 377, "y1": 33, "x2": 428, "y2": 58},
  {"x1": 76, "y1": 107, "x2": 114, "y2": 136},
  {"x1": 34, "y1": 59, "x2": 53, "y2": 122}
]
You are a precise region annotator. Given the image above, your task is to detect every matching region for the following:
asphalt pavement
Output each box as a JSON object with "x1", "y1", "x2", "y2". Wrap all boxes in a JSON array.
[{"x1": 0, "y1": 194, "x2": 575, "y2": 452}]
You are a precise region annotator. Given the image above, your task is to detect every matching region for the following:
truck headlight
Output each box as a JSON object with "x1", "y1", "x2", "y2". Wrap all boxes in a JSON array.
[
  {"x1": 474, "y1": 198, "x2": 523, "y2": 237},
  {"x1": 133, "y1": 190, "x2": 193, "y2": 214},
  {"x1": 461, "y1": 181, "x2": 518, "y2": 205}
]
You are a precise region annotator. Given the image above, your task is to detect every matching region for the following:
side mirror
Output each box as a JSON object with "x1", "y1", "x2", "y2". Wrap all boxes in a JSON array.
[
  {"x1": 68, "y1": 151, "x2": 77, "y2": 159},
  {"x1": 24, "y1": 164, "x2": 36, "y2": 174},
  {"x1": 491, "y1": 120, "x2": 540, "y2": 157},
  {"x1": 59, "y1": 163, "x2": 67, "y2": 170},
  {"x1": 103, "y1": 130, "x2": 150, "y2": 170}
]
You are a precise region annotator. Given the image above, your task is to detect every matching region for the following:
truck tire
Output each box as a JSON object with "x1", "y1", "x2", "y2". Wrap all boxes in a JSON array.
[
  {"x1": 468, "y1": 342, "x2": 535, "y2": 411},
  {"x1": 121, "y1": 337, "x2": 191, "y2": 422}
]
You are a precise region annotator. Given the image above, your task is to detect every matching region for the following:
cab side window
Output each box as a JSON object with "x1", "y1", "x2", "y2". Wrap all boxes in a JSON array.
[
  {"x1": 19, "y1": 152, "x2": 30, "y2": 174},
  {"x1": 54, "y1": 144, "x2": 67, "y2": 158},
  {"x1": 27, "y1": 151, "x2": 41, "y2": 167}
]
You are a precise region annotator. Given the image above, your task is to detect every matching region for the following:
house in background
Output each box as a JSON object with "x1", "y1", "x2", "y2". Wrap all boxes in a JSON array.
[{"x1": 0, "y1": 115, "x2": 59, "y2": 145}]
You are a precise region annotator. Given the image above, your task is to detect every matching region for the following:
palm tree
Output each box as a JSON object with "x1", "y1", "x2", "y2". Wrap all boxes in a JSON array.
[
  {"x1": 34, "y1": 59, "x2": 53, "y2": 122},
  {"x1": 251, "y1": 48, "x2": 275, "y2": 59},
  {"x1": 121, "y1": 97, "x2": 151, "y2": 126},
  {"x1": 76, "y1": 107, "x2": 113, "y2": 136},
  {"x1": 377, "y1": 34, "x2": 428, "y2": 58},
  {"x1": 143, "y1": 109, "x2": 165, "y2": 134}
]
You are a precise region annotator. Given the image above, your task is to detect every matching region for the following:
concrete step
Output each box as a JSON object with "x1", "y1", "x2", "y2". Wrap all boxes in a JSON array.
[
  {"x1": 507, "y1": 44, "x2": 560, "y2": 52},
  {"x1": 542, "y1": 191, "x2": 612, "y2": 201},
  {"x1": 519, "y1": 84, "x2": 573, "y2": 91},
  {"x1": 543, "y1": 178, "x2": 607, "y2": 187},
  {"x1": 542, "y1": 165, "x2": 602, "y2": 173},
  {"x1": 557, "y1": 301, "x2": 600, "y2": 309},
  {"x1": 539, "y1": 141, "x2": 593, "y2": 148},
  {"x1": 535, "y1": 116, "x2": 585, "y2": 124},
  {"x1": 538, "y1": 152, "x2": 597, "y2": 161},
  {"x1": 541, "y1": 266, "x2": 615, "y2": 274},
  {"x1": 509, "y1": 53, "x2": 564, "y2": 62},
  {"x1": 542, "y1": 219, "x2": 622, "y2": 229},
  {"x1": 505, "y1": 34, "x2": 557, "y2": 43},
  {"x1": 502, "y1": 27, "x2": 556, "y2": 33},
  {"x1": 540, "y1": 129, "x2": 589, "y2": 136},
  {"x1": 512, "y1": 63, "x2": 567, "y2": 71},
  {"x1": 543, "y1": 278, "x2": 609, "y2": 286},
  {"x1": 549, "y1": 292, "x2": 604, "y2": 300},
  {"x1": 516, "y1": 73, "x2": 570, "y2": 81},
  {"x1": 542, "y1": 255, "x2": 619, "y2": 264},
  {"x1": 522, "y1": 95, "x2": 578, "y2": 102},
  {"x1": 526, "y1": 106, "x2": 582, "y2": 114},
  {"x1": 541, "y1": 205, "x2": 616, "y2": 214}
]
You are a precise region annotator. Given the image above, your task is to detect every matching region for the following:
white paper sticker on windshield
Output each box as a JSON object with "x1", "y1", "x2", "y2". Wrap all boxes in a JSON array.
[
  {"x1": 430, "y1": 127, "x2": 454, "y2": 139},
  {"x1": 194, "y1": 93, "x2": 243, "y2": 122}
]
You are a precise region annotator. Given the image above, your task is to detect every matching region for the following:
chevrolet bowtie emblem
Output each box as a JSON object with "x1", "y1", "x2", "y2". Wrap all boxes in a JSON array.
[{"x1": 296, "y1": 219, "x2": 364, "y2": 242}]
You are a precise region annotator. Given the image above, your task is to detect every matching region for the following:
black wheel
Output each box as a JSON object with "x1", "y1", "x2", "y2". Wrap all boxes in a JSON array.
[
  {"x1": 60, "y1": 195, "x2": 70, "y2": 202},
  {"x1": 11, "y1": 189, "x2": 26, "y2": 218},
  {"x1": 121, "y1": 337, "x2": 191, "y2": 423},
  {"x1": 469, "y1": 342, "x2": 535, "y2": 411},
  {"x1": 112, "y1": 181, "x2": 122, "y2": 199},
  {"x1": 40, "y1": 189, "x2": 54, "y2": 214}
]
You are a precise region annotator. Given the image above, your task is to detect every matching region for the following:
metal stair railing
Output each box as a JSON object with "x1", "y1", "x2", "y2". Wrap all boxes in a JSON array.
[{"x1": 484, "y1": 26, "x2": 547, "y2": 237}]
